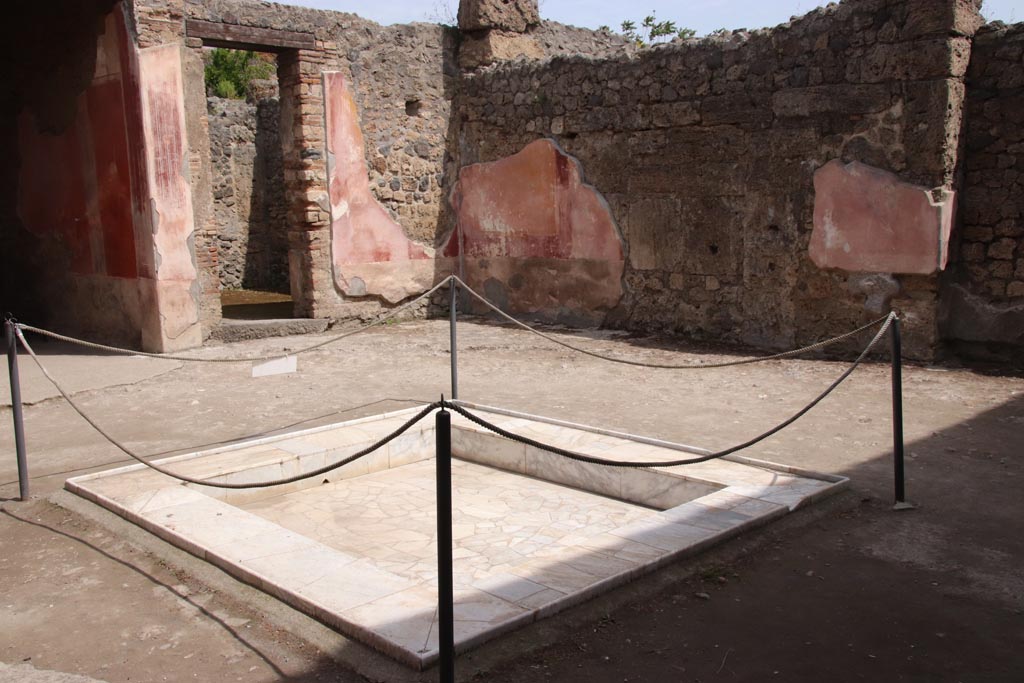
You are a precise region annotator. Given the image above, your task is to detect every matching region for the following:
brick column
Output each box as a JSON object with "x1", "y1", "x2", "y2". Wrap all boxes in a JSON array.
[{"x1": 278, "y1": 48, "x2": 334, "y2": 318}]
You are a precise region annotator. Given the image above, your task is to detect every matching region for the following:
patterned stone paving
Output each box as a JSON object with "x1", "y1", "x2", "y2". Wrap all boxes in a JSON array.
[{"x1": 240, "y1": 459, "x2": 656, "y2": 589}]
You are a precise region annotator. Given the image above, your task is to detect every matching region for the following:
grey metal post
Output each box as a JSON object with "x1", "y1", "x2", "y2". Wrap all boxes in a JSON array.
[
  {"x1": 435, "y1": 405, "x2": 455, "y2": 683},
  {"x1": 5, "y1": 320, "x2": 29, "y2": 501},
  {"x1": 891, "y1": 316, "x2": 911, "y2": 510},
  {"x1": 449, "y1": 278, "x2": 458, "y2": 401}
]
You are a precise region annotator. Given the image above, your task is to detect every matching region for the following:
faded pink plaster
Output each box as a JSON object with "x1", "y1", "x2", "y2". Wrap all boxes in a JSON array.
[
  {"x1": 116, "y1": 3, "x2": 156, "y2": 282},
  {"x1": 136, "y1": 43, "x2": 201, "y2": 350},
  {"x1": 810, "y1": 160, "x2": 954, "y2": 274},
  {"x1": 323, "y1": 71, "x2": 433, "y2": 304},
  {"x1": 444, "y1": 139, "x2": 625, "y2": 320},
  {"x1": 446, "y1": 139, "x2": 624, "y2": 262}
]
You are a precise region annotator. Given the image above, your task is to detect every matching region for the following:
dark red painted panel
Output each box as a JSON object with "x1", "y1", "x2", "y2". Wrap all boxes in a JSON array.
[
  {"x1": 116, "y1": 3, "x2": 153, "y2": 278},
  {"x1": 87, "y1": 79, "x2": 138, "y2": 278},
  {"x1": 17, "y1": 110, "x2": 94, "y2": 275}
]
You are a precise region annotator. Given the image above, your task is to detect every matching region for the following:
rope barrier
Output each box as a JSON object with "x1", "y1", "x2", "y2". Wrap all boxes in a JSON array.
[
  {"x1": 447, "y1": 311, "x2": 894, "y2": 468},
  {"x1": 15, "y1": 277, "x2": 452, "y2": 364},
  {"x1": 14, "y1": 276, "x2": 890, "y2": 372},
  {"x1": 17, "y1": 326, "x2": 440, "y2": 489},
  {"x1": 452, "y1": 275, "x2": 891, "y2": 369},
  {"x1": 9, "y1": 274, "x2": 899, "y2": 489},
  {"x1": 17, "y1": 310, "x2": 893, "y2": 485}
]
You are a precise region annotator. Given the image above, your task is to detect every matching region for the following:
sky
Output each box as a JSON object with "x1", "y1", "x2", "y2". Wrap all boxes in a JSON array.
[{"x1": 284, "y1": 0, "x2": 1021, "y2": 33}]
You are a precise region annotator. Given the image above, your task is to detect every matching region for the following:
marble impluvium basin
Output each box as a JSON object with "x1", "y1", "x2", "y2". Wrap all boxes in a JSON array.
[{"x1": 67, "y1": 403, "x2": 846, "y2": 669}]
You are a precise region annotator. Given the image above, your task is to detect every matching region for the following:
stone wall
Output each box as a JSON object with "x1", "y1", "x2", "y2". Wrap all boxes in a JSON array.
[
  {"x1": 11, "y1": 0, "x2": 1020, "y2": 360},
  {"x1": 207, "y1": 94, "x2": 288, "y2": 292},
  {"x1": 456, "y1": 0, "x2": 981, "y2": 358},
  {"x1": 532, "y1": 22, "x2": 637, "y2": 60},
  {"x1": 942, "y1": 21, "x2": 1024, "y2": 358}
]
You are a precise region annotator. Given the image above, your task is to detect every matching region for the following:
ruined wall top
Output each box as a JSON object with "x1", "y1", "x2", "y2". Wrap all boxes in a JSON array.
[{"x1": 458, "y1": 0, "x2": 539, "y2": 33}]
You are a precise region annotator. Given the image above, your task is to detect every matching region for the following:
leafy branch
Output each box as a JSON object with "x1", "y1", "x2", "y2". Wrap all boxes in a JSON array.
[
  {"x1": 599, "y1": 11, "x2": 695, "y2": 46},
  {"x1": 204, "y1": 48, "x2": 276, "y2": 100}
]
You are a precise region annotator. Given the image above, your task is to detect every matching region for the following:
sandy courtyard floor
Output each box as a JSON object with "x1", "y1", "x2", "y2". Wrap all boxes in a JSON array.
[{"x1": 1, "y1": 318, "x2": 1021, "y2": 682}]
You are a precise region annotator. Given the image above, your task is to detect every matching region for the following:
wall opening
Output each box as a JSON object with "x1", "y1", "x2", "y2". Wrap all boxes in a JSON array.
[{"x1": 203, "y1": 47, "x2": 292, "y2": 320}]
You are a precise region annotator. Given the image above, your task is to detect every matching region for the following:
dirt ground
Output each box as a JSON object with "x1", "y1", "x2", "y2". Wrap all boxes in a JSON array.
[{"x1": 1, "y1": 318, "x2": 1022, "y2": 682}]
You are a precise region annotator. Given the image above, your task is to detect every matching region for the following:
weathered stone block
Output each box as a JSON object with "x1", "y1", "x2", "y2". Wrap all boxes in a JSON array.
[
  {"x1": 810, "y1": 160, "x2": 955, "y2": 274},
  {"x1": 459, "y1": 30, "x2": 543, "y2": 69},
  {"x1": 960, "y1": 242, "x2": 986, "y2": 262},
  {"x1": 902, "y1": 78, "x2": 965, "y2": 182},
  {"x1": 458, "y1": 0, "x2": 539, "y2": 32},
  {"x1": 700, "y1": 93, "x2": 771, "y2": 126},
  {"x1": 988, "y1": 238, "x2": 1017, "y2": 260},
  {"x1": 902, "y1": 0, "x2": 984, "y2": 39},
  {"x1": 848, "y1": 37, "x2": 971, "y2": 83},
  {"x1": 626, "y1": 197, "x2": 680, "y2": 270},
  {"x1": 772, "y1": 84, "x2": 892, "y2": 118}
]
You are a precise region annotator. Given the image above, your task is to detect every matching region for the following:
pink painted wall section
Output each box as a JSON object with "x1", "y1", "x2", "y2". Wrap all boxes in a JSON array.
[
  {"x1": 323, "y1": 71, "x2": 434, "y2": 304},
  {"x1": 136, "y1": 43, "x2": 201, "y2": 350},
  {"x1": 116, "y1": 5, "x2": 157, "y2": 282},
  {"x1": 447, "y1": 139, "x2": 623, "y2": 262},
  {"x1": 810, "y1": 160, "x2": 955, "y2": 275},
  {"x1": 445, "y1": 139, "x2": 625, "y2": 322}
]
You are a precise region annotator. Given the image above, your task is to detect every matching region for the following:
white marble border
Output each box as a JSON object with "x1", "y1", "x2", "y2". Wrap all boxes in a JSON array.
[{"x1": 66, "y1": 406, "x2": 848, "y2": 669}]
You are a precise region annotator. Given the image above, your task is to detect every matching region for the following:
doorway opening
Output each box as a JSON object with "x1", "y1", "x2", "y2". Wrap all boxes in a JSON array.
[{"x1": 203, "y1": 47, "x2": 292, "y2": 321}]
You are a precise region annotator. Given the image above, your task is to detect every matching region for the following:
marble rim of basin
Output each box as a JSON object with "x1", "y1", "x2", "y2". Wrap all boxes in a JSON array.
[{"x1": 65, "y1": 405, "x2": 848, "y2": 669}]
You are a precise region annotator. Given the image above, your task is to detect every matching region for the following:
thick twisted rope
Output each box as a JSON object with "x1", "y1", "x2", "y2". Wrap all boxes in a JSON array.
[
  {"x1": 15, "y1": 276, "x2": 451, "y2": 364},
  {"x1": 15, "y1": 276, "x2": 889, "y2": 371},
  {"x1": 15, "y1": 308, "x2": 892, "y2": 486},
  {"x1": 17, "y1": 327, "x2": 439, "y2": 489},
  {"x1": 447, "y1": 312, "x2": 894, "y2": 468},
  {"x1": 453, "y1": 275, "x2": 891, "y2": 369}
]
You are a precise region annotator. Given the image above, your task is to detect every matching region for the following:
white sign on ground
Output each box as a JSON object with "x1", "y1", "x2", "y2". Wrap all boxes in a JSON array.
[{"x1": 251, "y1": 356, "x2": 297, "y2": 378}]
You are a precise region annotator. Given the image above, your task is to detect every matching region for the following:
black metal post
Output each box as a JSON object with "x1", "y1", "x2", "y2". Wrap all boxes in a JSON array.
[
  {"x1": 435, "y1": 405, "x2": 455, "y2": 683},
  {"x1": 890, "y1": 316, "x2": 910, "y2": 510},
  {"x1": 449, "y1": 279, "x2": 458, "y2": 401},
  {"x1": 5, "y1": 320, "x2": 29, "y2": 501}
]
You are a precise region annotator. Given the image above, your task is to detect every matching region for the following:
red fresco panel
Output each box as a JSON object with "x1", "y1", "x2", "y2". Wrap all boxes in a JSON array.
[
  {"x1": 325, "y1": 71, "x2": 430, "y2": 267},
  {"x1": 16, "y1": 109, "x2": 94, "y2": 275},
  {"x1": 87, "y1": 79, "x2": 138, "y2": 278},
  {"x1": 809, "y1": 160, "x2": 954, "y2": 275},
  {"x1": 116, "y1": 2, "x2": 155, "y2": 279},
  {"x1": 445, "y1": 139, "x2": 623, "y2": 263}
]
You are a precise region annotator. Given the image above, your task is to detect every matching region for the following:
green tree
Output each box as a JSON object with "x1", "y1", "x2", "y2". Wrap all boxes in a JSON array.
[
  {"x1": 204, "y1": 48, "x2": 275, "y2": 100},
  {"x1": 614, "y1": 11, "x2": 695, "y2": 46}
]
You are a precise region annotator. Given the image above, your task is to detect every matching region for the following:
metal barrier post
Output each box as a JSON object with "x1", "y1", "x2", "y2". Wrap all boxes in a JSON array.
[
  {"x1": 449, "y1": 278, "x2": 458, "y2": 401},
  {"x1": 890, "y1": 316, "x2": 911, "y2": 510},
  {"x1": 5, "y1": 319, "x2": 29, "y2": 501},
  {"x1": 435, "y1": 403, "x2": 455, "y2": 682}
]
